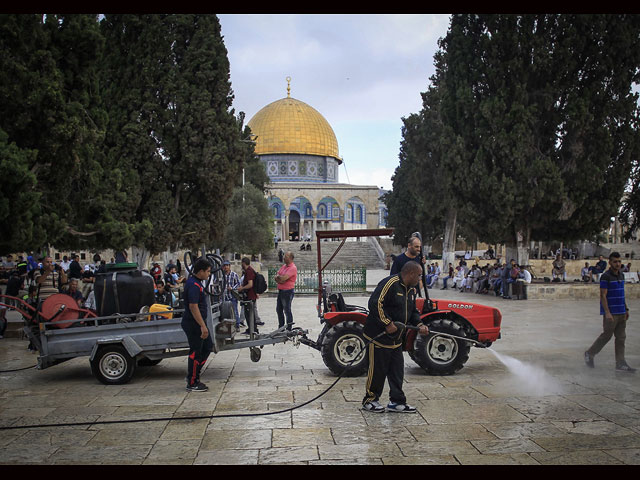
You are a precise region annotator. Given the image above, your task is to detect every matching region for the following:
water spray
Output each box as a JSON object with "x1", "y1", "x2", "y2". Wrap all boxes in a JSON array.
[{"x1": 401, "y1": 324, "x2": 563, "y2": 395}]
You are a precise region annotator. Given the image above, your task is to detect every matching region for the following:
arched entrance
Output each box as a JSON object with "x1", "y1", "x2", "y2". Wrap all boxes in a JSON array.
[{"x1": 289, "y1": 210, "x2": 301, "y2": 240}]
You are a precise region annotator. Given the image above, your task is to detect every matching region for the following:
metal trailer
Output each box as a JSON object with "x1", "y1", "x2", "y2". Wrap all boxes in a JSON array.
[{"x1": 0, "y1": 251, "x2": 308, "y2": 385}]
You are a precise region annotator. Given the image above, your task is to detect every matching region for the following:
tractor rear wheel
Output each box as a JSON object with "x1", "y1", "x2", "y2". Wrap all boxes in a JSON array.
[
  {"x1": 320, "y1": 321, "x2": 368, "y2": 376},
  {"x1": 412, "y1": 319, "x2": 471, "y2": 375}
]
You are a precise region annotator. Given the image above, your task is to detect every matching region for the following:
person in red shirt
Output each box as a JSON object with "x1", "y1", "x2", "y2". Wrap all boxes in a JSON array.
[
  {"x1": 150, "y1": 263, "x2": 162, "y2": 283},
  {"x1": 237, "y1": 257, "x2": 262, "y2": 334},
  {"x1": 275, "y1": 251, "x2": 297, "y2": 331}
]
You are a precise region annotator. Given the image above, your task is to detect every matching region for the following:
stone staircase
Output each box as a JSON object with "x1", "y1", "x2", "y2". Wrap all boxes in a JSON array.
[
  {"x1": 263, "y1": 240, "x2": 384, "y2": 269},
  {"x1": 601, "y1": 241, "x2": 639, "y2": 260}
]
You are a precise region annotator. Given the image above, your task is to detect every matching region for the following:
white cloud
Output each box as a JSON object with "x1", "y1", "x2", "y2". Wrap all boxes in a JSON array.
[{"x1": 343, "y1": 165, "x2": 395, "y2": 190}]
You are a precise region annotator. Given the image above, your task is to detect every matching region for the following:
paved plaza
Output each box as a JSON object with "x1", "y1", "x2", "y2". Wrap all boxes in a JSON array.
[{"x1": 1, "y1": 281, "x2": 639, "y2": 465}]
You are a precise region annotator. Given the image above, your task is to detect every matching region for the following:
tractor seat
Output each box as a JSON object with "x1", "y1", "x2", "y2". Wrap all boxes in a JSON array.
[{"x1": 328, "y1": 293, "x2": 368, "y2": 314}]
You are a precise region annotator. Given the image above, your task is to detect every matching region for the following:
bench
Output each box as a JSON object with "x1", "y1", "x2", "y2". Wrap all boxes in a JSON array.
[{"x1": 624, "y1": 272, "x2": 639, "y2": 284}]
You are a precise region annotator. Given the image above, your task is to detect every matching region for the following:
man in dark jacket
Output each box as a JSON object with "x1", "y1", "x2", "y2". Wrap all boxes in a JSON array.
[
  {"x1": 362, "y1": 261, "x2": 429, "y2": 413},
  {"x1": 5, "y1": 271, "x2": 24, "y2": 306},
  {"x1": 68, "y1": 254, "x2": 82, "y2": 280},
  {"x1": 500, "y1": 259, "x2": 513, "y2": 299},
  {"x1": 181, "y1": 258, "x2": 213, "y2": 392}
]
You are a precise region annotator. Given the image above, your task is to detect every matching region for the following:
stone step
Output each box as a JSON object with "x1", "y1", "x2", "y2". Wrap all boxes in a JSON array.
[
  {"x1": 601, "y1": 242, "x2": 639, "y2": 257},
  {"x1": 265, "y1": 240, "x2": 383, "y2": 269}
]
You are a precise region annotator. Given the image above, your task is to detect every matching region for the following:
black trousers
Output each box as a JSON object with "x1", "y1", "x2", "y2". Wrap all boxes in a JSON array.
[
  {"x1": 363, "y1": 343, "x2": 406, "y2": 406},
  {"x1": 182, "y1": 320, "x2": 213, "y2": 386}
]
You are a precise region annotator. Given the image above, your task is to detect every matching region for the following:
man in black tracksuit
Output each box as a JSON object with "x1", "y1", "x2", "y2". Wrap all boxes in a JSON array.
[{"x1": 362, "y1": 261, "x2": 429, "y2": 413}]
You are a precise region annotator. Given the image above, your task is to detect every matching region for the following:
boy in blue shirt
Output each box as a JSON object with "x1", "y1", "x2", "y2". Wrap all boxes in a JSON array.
[
  {"x1": 585, "y1": 252, "x2": 635, "y2": 373},
  {"x1": 181, "y1": 258, "x2": 213, "y2": 391}
]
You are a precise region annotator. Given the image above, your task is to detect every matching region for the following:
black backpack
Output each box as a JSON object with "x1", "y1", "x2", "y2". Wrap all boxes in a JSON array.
[{"x1": 254, "y1": 272, "x2": 267, "y2": 294}]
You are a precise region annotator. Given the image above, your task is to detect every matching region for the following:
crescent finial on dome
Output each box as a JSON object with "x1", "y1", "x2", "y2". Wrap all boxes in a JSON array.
[{"x1": 286, "y1": 76, "x2": 291, "y2": 98}]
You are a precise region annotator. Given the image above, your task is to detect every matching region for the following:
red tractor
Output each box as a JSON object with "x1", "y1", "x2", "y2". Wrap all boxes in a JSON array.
[{"x1": 300, "y1": 229, "x2": 502, "y2": 376}]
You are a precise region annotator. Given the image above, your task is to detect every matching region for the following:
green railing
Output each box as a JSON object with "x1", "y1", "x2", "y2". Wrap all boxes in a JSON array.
[{"x1": 267, "y1": 267, "x2": 366, "y2": 294}]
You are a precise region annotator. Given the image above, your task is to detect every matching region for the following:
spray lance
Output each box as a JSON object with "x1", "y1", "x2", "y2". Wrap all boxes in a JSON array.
[{"x1": 395, "y1": 321, "x2": 489, "y2": 348}]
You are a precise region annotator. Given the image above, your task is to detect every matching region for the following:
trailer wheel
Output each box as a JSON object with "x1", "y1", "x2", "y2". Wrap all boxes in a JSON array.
[
  {"x1": 321, "y1": 321, "x2": 368, "y2": 376},
  {"x1": 412, "y1": 319, "x2": 470, "y2": 375},
  {"x1": 250, "y1": 347, "x2": 261, "y2": 363},
  {"x1": 90, "y1": 345, "x2": 137, "y2": 385}
]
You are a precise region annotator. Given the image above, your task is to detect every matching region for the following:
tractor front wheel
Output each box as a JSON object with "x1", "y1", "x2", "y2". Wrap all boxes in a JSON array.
[{"x1": 412, "y1": 319, "x2": 471, "y2": 375}]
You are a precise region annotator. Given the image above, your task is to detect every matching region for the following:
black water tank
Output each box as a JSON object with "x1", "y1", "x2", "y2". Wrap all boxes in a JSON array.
[{"x1": 94, "y1": 266, "x2": 155, "y2": 316}]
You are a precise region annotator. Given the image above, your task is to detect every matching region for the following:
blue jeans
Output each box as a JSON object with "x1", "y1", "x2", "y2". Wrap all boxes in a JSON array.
[
  {"x1": 229, "y1": 298, "x2": 240, "y2": 326},
  {"x1": 502, "y1": 278, "x2": 514, "y2": 296},
  {"x1": 276, "y1": 289, "x2": 295, "y2": 330}
]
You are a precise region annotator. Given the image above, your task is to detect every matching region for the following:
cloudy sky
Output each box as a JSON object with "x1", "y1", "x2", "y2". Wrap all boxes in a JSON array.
[{"x1": 218, "y1": 14, "x2": 452, "y2": 190}]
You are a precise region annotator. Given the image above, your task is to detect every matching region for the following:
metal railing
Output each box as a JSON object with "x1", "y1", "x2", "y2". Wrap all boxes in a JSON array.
[{"x1": 267, "y1": 267, "x2": 366, "y2": 294}]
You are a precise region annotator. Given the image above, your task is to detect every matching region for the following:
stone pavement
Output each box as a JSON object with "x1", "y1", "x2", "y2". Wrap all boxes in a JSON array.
[{"x1": 0, "y1": 288, "x2": 639, "y2": 465}]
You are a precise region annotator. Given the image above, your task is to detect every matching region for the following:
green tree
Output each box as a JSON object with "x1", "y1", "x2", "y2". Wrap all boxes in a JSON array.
[
  {"x1": 100, "y1": 14, "x2": 252, "y2": 258},
  {"x1": 223, "y1": 184, "x2": 273, "y2": 255},
  {"x1": 385, "y1": 83, "x2": 466, "y2": 267},
  {"x1": 0, "y1": 14, "x2": 108, "y2": 251},
  {"x1": 620, "y1": 159, "x2": 640, "y2": 240},
  {"x1": 435, "y1": 14, "x2": 640, "y2": 262},
  {"x1": 384, "y1": 114, "x2": 430, "y2": 246},
  {"x1": 237, "y1": 114, "x2": 270, "y2": 192},
  {"x1": 0, "y1": 129, "x2": 44, "y2": 254}
]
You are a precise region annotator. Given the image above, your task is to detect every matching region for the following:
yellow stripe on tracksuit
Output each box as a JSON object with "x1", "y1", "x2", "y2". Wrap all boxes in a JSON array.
[
  {"x1": 364, "y1": 343, "x2": 376, "y2": 404},
  {"x1": 377, "y1": 276, "x2": 399, "y2": 325}
]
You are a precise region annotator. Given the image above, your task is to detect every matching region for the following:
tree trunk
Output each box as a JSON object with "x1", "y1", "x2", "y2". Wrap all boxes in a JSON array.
[
  {"x1": 507, "y1": 227, "x2": 530, "y2": 266},
  {"x1": 131, "y1": 246, "x2": 151, "y2": 271},
  {"x1": 517, "y1": 235, "x2": 530, "y2": 266},
  {"x1": 442, "y1": 207, "x2": 457, "y2": 271}
]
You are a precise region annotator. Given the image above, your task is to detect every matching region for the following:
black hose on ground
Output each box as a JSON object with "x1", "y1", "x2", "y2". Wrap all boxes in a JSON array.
[
  {"x1": 0, "y1": 329, "x2": 391, "y2": 431},
  {"x1": 0, "y1": 323, "x2": 483, "y2": 431},
  {"x1": 0, "y1": 365, "x2": 37, "y2": 373}
]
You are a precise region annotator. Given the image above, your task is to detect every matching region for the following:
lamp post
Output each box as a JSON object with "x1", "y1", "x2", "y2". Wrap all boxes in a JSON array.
[{"x1": 240, "y1": 134, "x2": 258, "y2": 203}]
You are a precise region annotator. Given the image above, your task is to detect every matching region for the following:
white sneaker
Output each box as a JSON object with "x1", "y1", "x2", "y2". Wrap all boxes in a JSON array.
[
  {"x1": 386, "y1": 402, "x2": 417, "y2": 413},
  {"x1": 362, "y1": 400, "x2": 385, "y2": 413}
]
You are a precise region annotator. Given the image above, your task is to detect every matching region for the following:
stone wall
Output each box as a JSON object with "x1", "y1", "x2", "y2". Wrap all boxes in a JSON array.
[
  {"x1": 526, "y1": 282, "x2": 640, "y2": 300},
  {"x1": 527, "y1": 259, "x2": 636, "y2": 278}
]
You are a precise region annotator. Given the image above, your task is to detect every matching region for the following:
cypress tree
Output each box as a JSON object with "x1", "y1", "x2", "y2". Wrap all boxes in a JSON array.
[
  {"x1": 223, "y1": 183, "x2": 273, "y2": 255},
  {"x1": 0, "y1": 129, "x2": 44, "y2": 253},
  {"x1": 0, "y1": 14, "x2": 113, "y2": 252},
  {"x1": 620, "y1": 159, "x2": 640, "y2": 240},
  {"x1": 435, "y1": 14, "x2": 640, "y2": 262},
  {"x1": 101, "y1": 14, "x2": 251, "y2": 256}
]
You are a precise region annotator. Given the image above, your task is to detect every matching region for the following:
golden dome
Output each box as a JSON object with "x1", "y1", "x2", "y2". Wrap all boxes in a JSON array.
[{"x1": 247, "y1": 95, "x2": 341, "y2": 162}]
